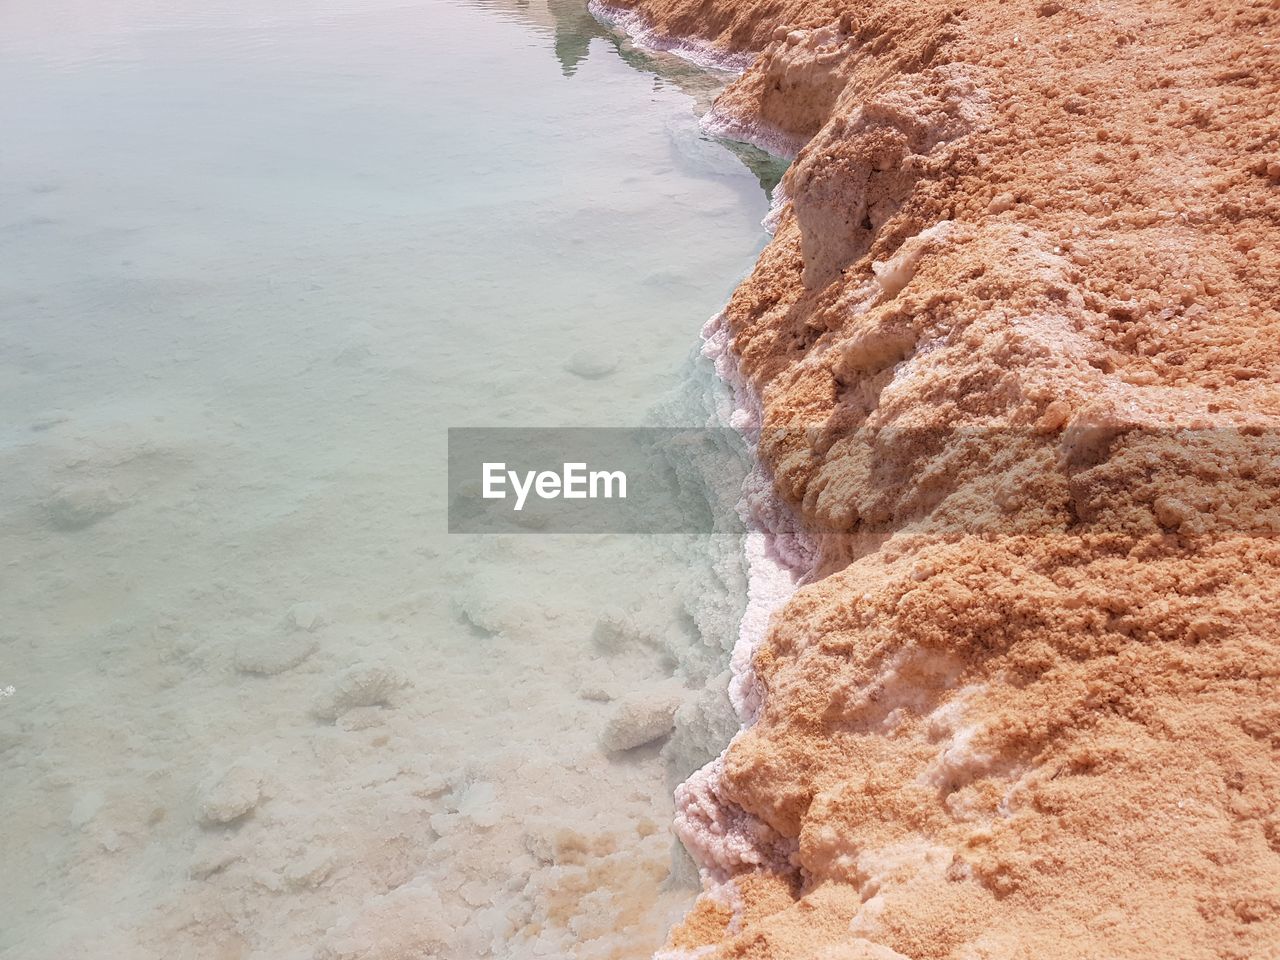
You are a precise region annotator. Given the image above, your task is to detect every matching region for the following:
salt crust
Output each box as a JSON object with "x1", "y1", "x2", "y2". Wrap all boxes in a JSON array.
[
  {"x1": 593, "y1": 0, "x2": 824, "y2": 913},
  {"x1": 588, "y1": 1, "x2": 755, "y2": 73}
]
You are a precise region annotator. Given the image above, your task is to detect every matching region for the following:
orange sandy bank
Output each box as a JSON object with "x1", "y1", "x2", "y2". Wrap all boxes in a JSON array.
[{"x1": 605, "y1": 0, "x2": 1280, "y2": 957}]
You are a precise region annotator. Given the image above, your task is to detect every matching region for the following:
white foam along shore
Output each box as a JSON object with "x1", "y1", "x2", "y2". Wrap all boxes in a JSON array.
[
  {"x1": 587, "y1": 1, "x2": 755, "y2": 74},
  {"x1": 701, "y1": 106, "x2": 808, "y2": 162},
  {"x1": 591, "y1": 0, "x2": 819, "y2": 908},
  {"x1": 654, "y1": 309, "x2": 815, "y2": 903}
]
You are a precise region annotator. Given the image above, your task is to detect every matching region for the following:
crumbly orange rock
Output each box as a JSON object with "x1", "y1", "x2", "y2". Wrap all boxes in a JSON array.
[{"x1": 603, "y1": 0, "x2": 1280, "y2": 956}]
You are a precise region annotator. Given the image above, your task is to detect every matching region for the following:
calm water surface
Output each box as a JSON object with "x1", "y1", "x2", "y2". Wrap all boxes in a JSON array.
[{"x1": 0, "y1": 0, "x2": 778, "y2": 956}]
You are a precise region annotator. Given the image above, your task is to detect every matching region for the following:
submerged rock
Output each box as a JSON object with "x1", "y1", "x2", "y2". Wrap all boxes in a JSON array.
[
  {"x1": 197, "y1": 765, "x2": 263, "y2": 826},
  {"x1": 311, "y1": 663, "x2": 410, "y2": 721},
  {"x1": 283, "y1": 847, "x2": 339, "y2": 890},
  {"x1": 285, "y1": 601, "x2": 327, "y2": 633},
  {"x1": 188, "y1": 842, "x2": 241, "y2": 880},
  {"x1": 564, "y1": 350, "x2": 619, "y2": 379},
  {"x1": 599, "y1": 684, "x2": 686, "y2": 753},
  {"x1": 234, "y1": 631, "x2": 317, "y2": 676},
  {"x1": 43, "y1": 483, "x2": 128, "y2": 531}
]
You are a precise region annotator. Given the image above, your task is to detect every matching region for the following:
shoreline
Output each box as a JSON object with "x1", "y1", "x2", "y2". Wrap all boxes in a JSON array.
[
  {"x1": 589, "y1": 0, "x2": 808, "y2": 160},
  {"x1": 590, "y1": 4, "x2": 819, "y2": 949}
]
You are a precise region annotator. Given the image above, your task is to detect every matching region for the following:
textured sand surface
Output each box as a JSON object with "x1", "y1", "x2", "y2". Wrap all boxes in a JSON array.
[{"x1": 600, "y1": 0, "x2": 1280, "y2": 957}]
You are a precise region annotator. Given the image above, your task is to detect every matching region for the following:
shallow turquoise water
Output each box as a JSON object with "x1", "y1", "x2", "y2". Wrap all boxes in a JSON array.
[{"x1": 0, "y1": 0, "x2": 775, "y2": 957}]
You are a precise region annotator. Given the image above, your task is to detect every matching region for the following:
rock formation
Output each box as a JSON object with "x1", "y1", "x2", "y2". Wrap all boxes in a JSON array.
[{"x1": 600, "y1": 0, "x2": 1280, "y2": 956}]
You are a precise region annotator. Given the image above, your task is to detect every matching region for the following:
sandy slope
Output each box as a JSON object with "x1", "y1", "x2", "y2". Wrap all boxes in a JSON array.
[{"x1": 599, "y1": 0, "x2": 1280, "y2": 957}]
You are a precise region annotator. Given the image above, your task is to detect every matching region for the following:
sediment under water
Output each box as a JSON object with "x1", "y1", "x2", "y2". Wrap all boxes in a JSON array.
[{"x1": 0, "y1": 0, "x2": 784, "y2": 956}]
